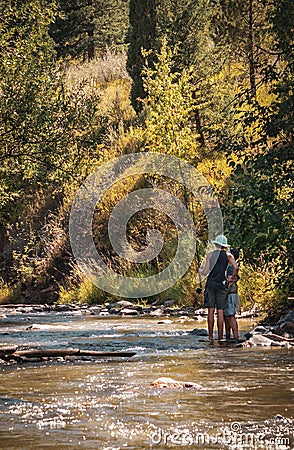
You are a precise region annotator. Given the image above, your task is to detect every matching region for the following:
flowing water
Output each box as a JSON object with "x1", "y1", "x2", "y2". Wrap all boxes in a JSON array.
[{"x1": 0, "y1": 311, "x2": 293, "y2": 449}]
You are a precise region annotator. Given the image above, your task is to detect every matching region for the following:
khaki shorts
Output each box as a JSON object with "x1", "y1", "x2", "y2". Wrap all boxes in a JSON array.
[
  {"x1": 224, "y1": 293, "x2": 240, "y2": 316},
  {"x1": 204, "y1": 286, "x2": 228, "y2": 310}
]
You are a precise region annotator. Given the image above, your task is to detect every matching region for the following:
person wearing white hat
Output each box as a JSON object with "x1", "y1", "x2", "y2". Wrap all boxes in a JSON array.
[{"x1": 199, "y1": 235, "x2": 238, "y2": 343}]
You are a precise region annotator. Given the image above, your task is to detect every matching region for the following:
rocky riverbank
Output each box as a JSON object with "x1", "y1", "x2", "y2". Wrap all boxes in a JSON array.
[
  {"x1": 241, "y1": 310, "x2": 294, "y2": 348},
  {"x1": 0, "y1": 299, "x2": 260, "y2": 320},
  {"x1": 0, "y1": 301, "x2": 293, "y2": 350}
]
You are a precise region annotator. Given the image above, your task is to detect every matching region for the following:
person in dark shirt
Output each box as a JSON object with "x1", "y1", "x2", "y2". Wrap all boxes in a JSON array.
[{"x1": 199, "y1": 235, "x2": 238, "y2": 343}]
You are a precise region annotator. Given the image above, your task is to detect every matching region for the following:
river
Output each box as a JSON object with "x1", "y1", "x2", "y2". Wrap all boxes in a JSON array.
[{"x1": 0, "y1": 311, "x2": 293, "y2": 449}]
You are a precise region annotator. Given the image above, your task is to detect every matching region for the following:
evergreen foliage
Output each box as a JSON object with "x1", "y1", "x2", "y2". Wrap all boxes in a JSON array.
[
  {"x1": 49, "y1": 0, "x2": 129, "y2": 60},
  {"x1": 126, "y1": 0, "x2": 157, "y2": 111},
  {"x1": 0, "y1": 0, "x2": 107, "y2": 222}
]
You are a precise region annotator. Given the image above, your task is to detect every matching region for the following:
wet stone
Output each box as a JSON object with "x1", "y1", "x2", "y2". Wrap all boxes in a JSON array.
[
  {"x1": 119, "y1": 308, "x2": 139, "y2": 316},
  {"x1": 189, "y1": 328, "x2": 208, "y2": 336}
]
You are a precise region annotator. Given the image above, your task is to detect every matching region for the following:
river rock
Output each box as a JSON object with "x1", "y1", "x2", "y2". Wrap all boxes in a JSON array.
[
  {"x1": 277, "y1": 310, "x2": 294, "y2": 326},
  {"x1": 280, "y1": 321, "x2": 294, "y2": 335},
  {"x1": 119, "y1": 308, "x2": 139, "y2": 316},
  {"x1": 252, "y1": 325, "x2": 268, "y2": 334},
  {"x1": 53, "y1": 304, "x2": 72, "y2": 311},
  {"x1": 150, "y1": 308, "x2": 164, "y2": 316},
  {"x1": 189, "y1": 328, "x2": 208, "y2": 336},
  {"x1": 116, "y1": 300, "x2": 134, "y2": 308},
  {"x1": 194, "y1": 308, "x2": 207, "y2": 316},
  {"x1": 149, "y1": 377, "x2": 201, "y2": 389},
  {"x1": 108, "y1": 307, "x2": 120, "y2": 315},
  {"x1": 164, "y1": 300, "x2": 175, "y2": 307},
  {"x1": 89, "y1": 306, "x2": 101, "y2": 313},
  {"x1": 131, "y1": 305, "x2": 143, "y2": 312},
  {"x1": 244, "y1": 325, "x2": 268, "y2": 339},
  {"x1": 0, "y1": 345, "x2": 18, "y2": 354},
  {"x1": 245, "y1": 334, "x2": 285, "y2": 347},
  {"x1": 193, "y1": 315, "x2": 204, "y2": 321}
]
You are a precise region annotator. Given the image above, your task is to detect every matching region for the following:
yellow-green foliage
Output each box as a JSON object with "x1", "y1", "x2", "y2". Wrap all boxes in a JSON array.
[
  {"x1": 0, "y1": 279, "x2": 11, "y2": 304},
  {"x1": 238, "y1": 257, "x2": 286, "y2": 314},
  {"x1": 159, "y1": 260, "x2": 202, "y2": 307},
  {"x1": 59, "y1": 276, "x2": 109, "y2": 305},
  {"x1": 0, "y1": 279, "x2": 19, "y2": 305},
  {"x1": 137, "y1": 42, "x2": 201, "y2": 162},
  {"x1": 197, "y1": 152, "x2": 237, "y2": 196}
]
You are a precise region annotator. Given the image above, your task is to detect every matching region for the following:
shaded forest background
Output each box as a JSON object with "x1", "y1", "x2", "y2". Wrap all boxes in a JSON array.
[{"x1": 0, "y1": 0, "x2": 293, "y2": 316}]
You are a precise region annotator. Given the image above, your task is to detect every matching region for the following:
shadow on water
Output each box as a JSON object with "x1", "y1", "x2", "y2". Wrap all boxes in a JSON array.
[{"x1": 0, "y1": 313, "x2": 293, "y2": 449}]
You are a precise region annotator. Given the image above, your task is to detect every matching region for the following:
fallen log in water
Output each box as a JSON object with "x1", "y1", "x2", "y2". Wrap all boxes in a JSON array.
[
  {"x1": 0, "y1": 345, "x2": 18, "y2": 354},
  {"x1": 0, "y1": 347, "x2": 136, "y2": 362}
]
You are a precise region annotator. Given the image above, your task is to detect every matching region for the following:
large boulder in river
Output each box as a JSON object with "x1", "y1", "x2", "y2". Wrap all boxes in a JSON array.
[{"x1": 149, "y1": 377, "x2": 201, "y2": 389}]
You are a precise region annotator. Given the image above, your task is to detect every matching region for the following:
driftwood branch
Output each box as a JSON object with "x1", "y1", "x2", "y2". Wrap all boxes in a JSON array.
[
  {"x1": 0, "y1": 347, "x2": 136, "y2": 362},
  {"x1": 265, "y1": 333, "x2": 294, "y2": 343}
]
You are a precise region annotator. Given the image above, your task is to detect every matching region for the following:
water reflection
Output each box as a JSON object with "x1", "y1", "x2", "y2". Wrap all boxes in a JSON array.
[{"x1": 0, "y1": 314, "x2": 293, "y2": 449}]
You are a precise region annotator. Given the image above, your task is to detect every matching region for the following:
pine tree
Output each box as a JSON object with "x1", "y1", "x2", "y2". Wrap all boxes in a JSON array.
[
  {"x1": 48, "y1": 0, "x2": 85, "y2": 59},
  {"x1": 126, "y1": 0, "x2": 157, "y2": 111},
  {"x1": 126, "y1": 0, "x2": 229, "y2": 145},
  {"x1": 164, "y1": 0, "x2": 225, "y2": 147},
  {"x1": 211, "y1": 0, "x2": 277, "y2": 98},
  {"x1": 49, "y1": 0, "x2": 129, "y2": 61}
]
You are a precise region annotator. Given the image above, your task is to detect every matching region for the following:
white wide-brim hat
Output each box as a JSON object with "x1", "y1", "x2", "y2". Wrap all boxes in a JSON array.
[{"x1": 211, "y1": 234, "x2": 230, "y2": 247}]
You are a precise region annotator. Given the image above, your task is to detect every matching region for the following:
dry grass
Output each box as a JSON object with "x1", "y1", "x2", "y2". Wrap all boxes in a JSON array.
[{"x1": 65, "y1": 50, "x2": 130, "y2": 92}]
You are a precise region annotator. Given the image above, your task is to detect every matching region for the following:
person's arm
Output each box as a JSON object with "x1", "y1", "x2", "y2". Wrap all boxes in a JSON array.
[
  {"x1": 227, "y1": 252, "x2": 238, "y2": 283},
  {"x1": 199, "y1": 252, "x2": 211, "y2": 276}
]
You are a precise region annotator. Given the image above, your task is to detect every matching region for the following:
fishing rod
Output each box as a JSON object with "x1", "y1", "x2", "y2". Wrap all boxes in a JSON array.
[{"x1": 195, "y1": 237, "x2": 203, "y2": 294}]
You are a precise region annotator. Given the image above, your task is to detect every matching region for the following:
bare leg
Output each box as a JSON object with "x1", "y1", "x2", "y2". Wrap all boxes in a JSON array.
[
  {"x1": 228, "y1": 315, "x2": 239, "y2": 339},
  {"x1": 225, "y1": 317, "x2": 231, "y2": 339},
  {"x1": 207, "y1": 308, "x2": 215, "y2": 340},
  {"x1": 217, "y1": 309, "x2": 224, "y2": 340}
]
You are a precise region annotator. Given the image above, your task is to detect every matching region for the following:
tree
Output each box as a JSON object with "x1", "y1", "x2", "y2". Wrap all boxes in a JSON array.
[
  {"x1": 49, "y1": 0, "x2": 129, "y2": 61},
  {"x1": 127, "y1": 0, "x2": 234, "y2": 148},
  {"x1": 224, "y1": 0, "x2": 294, "y2": 294},
  {"x1": 126, "y1": 0, "x2": 157, "y2": 111},
  {"x1": 139, "y1": 41, "x2": 200, "y2": 161},
  {"x1": 0, "y1": 0, "x2": 107, "y2": 222},
  {"x1": 211, "y1": 0, "x2": 277, "y2": 99}
]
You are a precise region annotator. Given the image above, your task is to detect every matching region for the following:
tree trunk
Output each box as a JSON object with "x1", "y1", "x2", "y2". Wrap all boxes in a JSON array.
[
  {"x1": 195, "y1": 109, "x2": 205, "y2": 146},
  {"x1": 87, "y1": 0, "x2": 95, "y2": 61},
  {"x1": 192, "y1": 90, "x2": 205, "y2": 146},
  {"x1": 248, "y1": 0, "x2": 256, "y2": 98}
]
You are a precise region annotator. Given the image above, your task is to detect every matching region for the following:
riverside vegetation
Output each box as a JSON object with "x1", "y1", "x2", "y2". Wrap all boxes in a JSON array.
[{"x1": 0, "y1": 0, "x2": 293, "y2": 320}]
